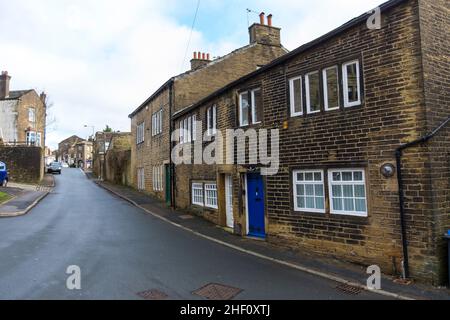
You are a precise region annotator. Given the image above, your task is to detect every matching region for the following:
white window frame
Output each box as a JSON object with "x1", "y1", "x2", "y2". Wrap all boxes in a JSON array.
[
  {"x1": 137, "y1": 168, "x2": 145, "y2": 191},
  {"x1": 251, "y1": 88, "x2": 262, "y2": 125},
  {"x1": 289, "y1": 76, "x2": 303, "y2": 117},
  {"x1": 192, "y1": 114, "x2": 197, "y2": 141},
  {"x1": 206, "y1": 105, "x2": 217, "y2": 136},
  {"x1": 293, "y1": 170, "x2": 326, "y2": 214},
  {"x1": 136, "y1": 122, "x2": 145, "y2": 144},
  {"x1": 192, "y1": 182, "x2": 204, "y2": 206},
  {"x1": 152, "y1": 165, "x2": 164, "y2": 191},
  {"x1": 342, "y1": 60, "x2": 362, "y2": 108},
  {"x1": 26, "y1": 131, "x2": 37, "y2": 146},
  {"x1": 305, "y1": 71, "x2": 321, "y2": 114},
  {"x1": 28, "y1": 107, "x2": 36, "y2": 123},
  {"x1": 328, "y1": 168, "x2": 367, "y2": 217},
  {"x1": 179, "y1": 120, "x2": 184, "y2": 143},
  {"x1": 204, "y1": 183, "x2": 218, "y2": 209},
  {"x1": 187, "y1": 116, "x2": 192, "y2": 142},
  {"x1": 239, "y1": 92, "x2": 250, "y2": 127},
  {"x1": 152, "y1": 109, "x2": 163, "y2": 136},
  {"x1": 36, "y1": 132, "x2": 42, "y2": 147},
  {"x1": 323, "y1": 66, "x2": 340, "y2": 111}
]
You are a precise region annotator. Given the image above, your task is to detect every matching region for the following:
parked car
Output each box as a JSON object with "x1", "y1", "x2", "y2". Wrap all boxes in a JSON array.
[
  {"x1": 0, "y1": 162, "x2": 8, "y2": 187},
  {"x1": 47, "y1": 162, "x2": 62, "y2": 174},
  {"x1": 62, "y1": 162, "x2": 69, "y2": 168}
]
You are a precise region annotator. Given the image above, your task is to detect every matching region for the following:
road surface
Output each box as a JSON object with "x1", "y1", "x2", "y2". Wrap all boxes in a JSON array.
[{"x1": 0, "y1": 168, "x2": 386, "y2": 300}]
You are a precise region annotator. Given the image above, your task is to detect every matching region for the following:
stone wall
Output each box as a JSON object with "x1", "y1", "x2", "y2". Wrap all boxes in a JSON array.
[{"x1": 0, "y1": 146, "x2": 44, "y2": 183}]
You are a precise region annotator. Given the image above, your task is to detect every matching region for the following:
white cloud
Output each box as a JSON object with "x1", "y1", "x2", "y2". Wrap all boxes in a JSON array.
[{"x1": 0, "y1": 0, "x2": 385, "y2": 149}]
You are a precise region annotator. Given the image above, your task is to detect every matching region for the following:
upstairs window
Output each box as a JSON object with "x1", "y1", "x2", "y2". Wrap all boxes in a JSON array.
[
  {"x1": 28, "y1": 107, "x2": 36, "y2": 123},
  {"x1": 289, "y1": 76, "x2": 303, "y2": 117},
  {"x1": 179, "y1": 115, "x2": 196, "y2": 143},
  {"x1": 152, "y1": 109, "x2": 163, "y2": 136},
  {"x1": 305, "y1": 71, "x2": 321, "y2": 114},
  {"x1": 239, "y1": 88, "x2": 262, "y2": 126},
  {"x1": 136, "y1": 122, "x2": 145, "y2": 144},
  {"x1": 323, "y1": 66, "x2": 340, "y2": 111},
  {"x1": 343, "y1": 60, "x2": 361, "y2": 107},
  {"x1": 206, "y1": 105, "x2": 217, "y2": 136}
]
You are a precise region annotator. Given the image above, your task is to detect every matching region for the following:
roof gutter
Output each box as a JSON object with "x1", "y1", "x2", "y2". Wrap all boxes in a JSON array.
[{"x1": 395, "y1": 116, "x2": 450, "y2": 279}]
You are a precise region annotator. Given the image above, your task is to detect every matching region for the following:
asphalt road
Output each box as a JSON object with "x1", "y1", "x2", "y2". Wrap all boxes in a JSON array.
[{"x1": 0, "y1": 168, "x2": 386, "y2": 300}]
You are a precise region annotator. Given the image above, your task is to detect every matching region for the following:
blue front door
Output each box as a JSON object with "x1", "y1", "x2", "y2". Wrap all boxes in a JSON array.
[{"x1": 247, "y1": 173, "x2": 265, "y2": 238}]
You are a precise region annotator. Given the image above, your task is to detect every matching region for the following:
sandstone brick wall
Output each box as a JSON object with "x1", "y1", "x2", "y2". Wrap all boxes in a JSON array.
[
  {"x1": 172, "y1": 0, "x2": 449, "y2": 283},
  {"x1": 417, "y1": 0, "x2": 450, "y2": 284},
  {"x1": 131, "y1": 89, "x2": 171, "y2": 201},
  {"x1": 0, "y1": 146, "x2": 43, "y2": 183},
  {"x1": 173, "y1": 43, "x2": 287, "y2": 113},
  {"x1": 131, "y1": 39, "x2": 287, "y2": 203},
  {"x1": 105, "y1": 133, "x2": 132, "y2": 186},
  {"x1": 16, "y1": 91, "x2": 46, "y2": 145}
]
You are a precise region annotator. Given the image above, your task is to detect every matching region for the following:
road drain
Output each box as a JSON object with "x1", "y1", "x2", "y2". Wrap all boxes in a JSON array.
[
  {"x1": 179, "y1": 215, "x2": 194, "y2": 220},
  {"x1": 192, "y1": 283, "x2": 243, "y2": 300},
  {"x1": 336, "y1": 283, "x2": 362, "y2": 295},
  {"x1": 137, "y1": 289, "x2": 168, "y2": 300}
]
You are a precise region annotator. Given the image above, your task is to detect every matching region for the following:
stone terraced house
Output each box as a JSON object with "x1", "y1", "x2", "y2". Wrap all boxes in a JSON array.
[
  {"x1": 170, "y1": 0, "x2": 449, "y2": 285},
  {"x1": 128, "y1": 14, "x2": 288, "y2": 206}
]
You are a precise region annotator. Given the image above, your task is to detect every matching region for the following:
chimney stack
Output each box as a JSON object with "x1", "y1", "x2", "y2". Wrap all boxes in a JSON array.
[
  {"x1": 40, "y1": 91, "x2": 47, "y2": 105},
  {"x1": 249, "y1": 13, "x2": 281, "y2": 46},
  {"x1": 0, "y1": 71, "x2": 11, "y2": 99},
  {"x1": 190, "y1": 51, "x2": 212, "y2": 71}
]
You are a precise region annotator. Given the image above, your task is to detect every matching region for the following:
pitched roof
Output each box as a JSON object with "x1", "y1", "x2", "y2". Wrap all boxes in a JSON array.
[
  {"x1": 173, "y1": 0, "x2": 407, "y2": 120},
  {"x1": 129, "y1": 42, "x2": 288, "y2": 118},
  {"x1": 0, "y1": 90, "x2": 33, "y2": 101}
]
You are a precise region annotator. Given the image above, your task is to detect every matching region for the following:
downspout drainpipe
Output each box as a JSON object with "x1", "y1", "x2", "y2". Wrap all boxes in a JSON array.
[
  {"x1": 395, "y1": 116, "x2": 450, "y2": 279},
  {"x1": 169, "y1": 80, "x2": 176, "y2": 209}
]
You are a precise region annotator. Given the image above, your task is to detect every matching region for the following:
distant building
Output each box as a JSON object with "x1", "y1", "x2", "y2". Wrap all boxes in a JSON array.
[
  {"x1": 58, "y1": 135, "x2": 85, "y2": 166},
  {"x1": 0, "y1": 71, "x2": 47, "y2": 148},
  {"x1": 74, "y1": 140, "x2": 93, "y2": 169}
]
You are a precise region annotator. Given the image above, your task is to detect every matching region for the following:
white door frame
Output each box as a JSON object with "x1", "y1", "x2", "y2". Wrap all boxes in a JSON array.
[{"x1": 225, "y1": 174, "x2": 234, "y2": 229}]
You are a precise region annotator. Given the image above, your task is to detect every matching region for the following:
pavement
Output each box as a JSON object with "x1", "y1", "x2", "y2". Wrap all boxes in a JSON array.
[
  {"x1": 92, "y1": 175, "x2": 450, "y2": 301},
  {"x1": 0, "y1": 168, "x2": 447, "y2": 300},
  {"x1": 0, "y1": 175, "x2": 55, "y2": 217}
]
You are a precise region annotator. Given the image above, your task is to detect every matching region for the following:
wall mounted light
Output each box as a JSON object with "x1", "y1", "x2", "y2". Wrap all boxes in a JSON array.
[{"x1": 381, "y1": 163, "x2": 396, "y2": 178}]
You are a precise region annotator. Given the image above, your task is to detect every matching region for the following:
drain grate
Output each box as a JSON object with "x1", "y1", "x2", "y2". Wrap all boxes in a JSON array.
[
  {"x1": 179, "y1": 215, "x2": 194, "y2": 220},
  {"x1": 137, "y1": 289, "x2": 168, "y2": 300},
  {"x1": 193, "y1": 283, "x2": 242, "y2": 300},
  {"x1": 336, "y1": 283, "x2": 362, "y2": 295}
]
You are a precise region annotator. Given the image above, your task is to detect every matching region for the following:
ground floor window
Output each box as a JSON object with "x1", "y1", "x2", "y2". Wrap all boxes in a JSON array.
[
  {"x1": 137, "y1": 168, "x2": 145, "y2": 191},
  {"x1": 26, "y1": 131, "x2": 41, "y2": 146},
  {"x1": 293, "y1": 170, "x2": 325, "y2": 213},
  {"x1": 191, "y1": 182, "x2": 217, "y2": 209},
  {"x1": 328, "y1": 169, "x2": 367, "y2": 217},
  {"x1": 192, "y1": 183, "x2": 204, "y2": 206},
  {"x1": 152, "y1": 166, "x2": 164, "y2": 191},
  {"x1": 204, "y1": 183, "x2": 218, "y2": 209},
  {"x1": 292, "y1": 168, "x2": 367, "y2": 217}
]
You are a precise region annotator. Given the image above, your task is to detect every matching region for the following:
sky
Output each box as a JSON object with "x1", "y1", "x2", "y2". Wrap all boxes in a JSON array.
[{"x1": 0, "y1": 0, "x2": 385, "y2": 149}]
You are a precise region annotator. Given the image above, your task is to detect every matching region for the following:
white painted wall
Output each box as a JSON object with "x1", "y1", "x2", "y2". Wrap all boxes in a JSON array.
[{"x1": 0, "y1": 100, "x2": 18, "y2": 143}]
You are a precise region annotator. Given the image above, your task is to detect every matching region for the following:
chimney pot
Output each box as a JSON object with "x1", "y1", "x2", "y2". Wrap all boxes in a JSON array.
[
  {"x1": 259, "y1": 12, "x2": 265, "y2": 25},
  {"x1": 207, "y1": 53, "x2": 210, "y2": 60},
  {"x1": 202, "y1": 53, "x2": 206, "y2": 60},
  {"x1": 0, "y1": 70, "x2": 11, "y2": 99},
  {"x1": 193, "y1": 52, "x2": 197, "y2": 59},
  {"x1": 267, "y1": 14, "x2": 273, "y2": 26}
]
